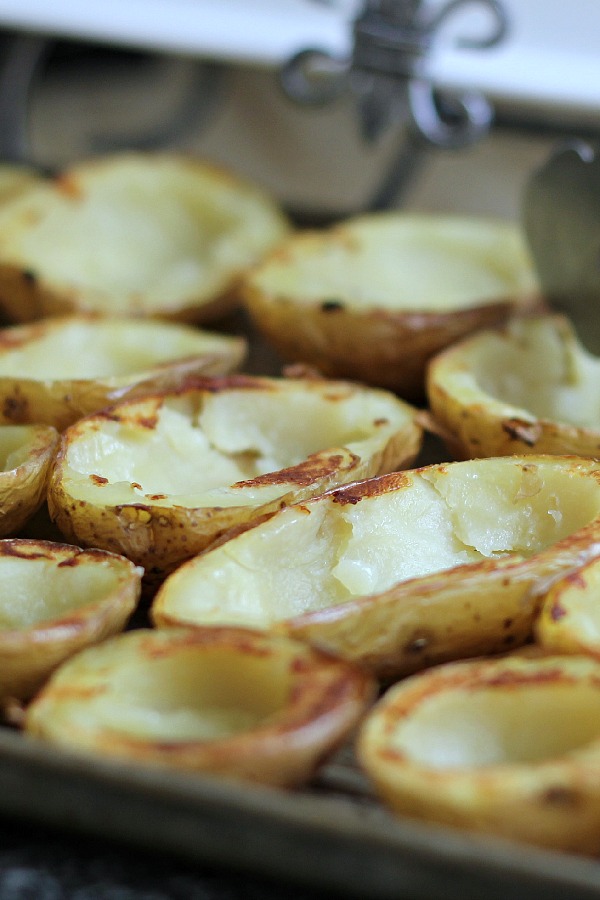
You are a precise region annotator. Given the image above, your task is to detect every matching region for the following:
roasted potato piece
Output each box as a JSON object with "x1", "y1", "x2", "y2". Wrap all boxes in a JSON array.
[
  {"x1": 47, "y1": 374, "x2": 422, "y2": 583},
  {"x1": 0, "y1": 153, "x2": 290, "y2": 323},
  {"x1": 25, "y1": 626, "x2": 375, "y2": 785},
  {"x1": 0, "y1": 315, "x2": 246, "y2": 430},
  {"x1": 357, "y1": 653, "x2": 600, "y2": 854},
  {"x1": 242, "y1": 213, "x2": 541, "y2": 401},
  {"x1": 0, "y1": 424, "x2": 59, "y2": 536},
  {"x1": 536, "y1": 556, "x2": 600, "y2": 659},
  {"x1": 153, "y1": 455, "x2": 600, "y2": 679},
  {"x1": 0, "y1": 539, "x2": 141, "y2": 702},
  {"x1": 427, "y1": 314, "x2": 600, "y2": 460}
]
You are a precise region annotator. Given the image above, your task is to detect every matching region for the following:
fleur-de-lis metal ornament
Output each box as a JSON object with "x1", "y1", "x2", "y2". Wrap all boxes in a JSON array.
[{"x1": 281, "y1": 0, "x2": 508, "y2": 147}]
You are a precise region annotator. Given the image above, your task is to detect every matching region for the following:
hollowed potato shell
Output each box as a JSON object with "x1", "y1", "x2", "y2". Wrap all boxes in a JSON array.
[
  {"x1": 536, "y1": 555, "x2": 600, "y2": 659},
  {"x1": 25, "y1": 626, "x2": 375, "y2": 785},
  {"x1": 0, "y1": 539, "x2": 141, "y2": 702},
  {"x1": 153, "y1": 455, "x2": 600, "y2": 679},
  {"x1": 0, "y1": 152, "x2": 290, "y2": 324},
  {"x1": 427, "y1": 314, "x2": 600, "y2": 460},
  {"x1": 0, "y1": 315, "x2": 246, "y2": 431},
  {"x1": 47, "y1": 374, "x2": 422, "y2": 583},
  {"x1": 0, "y1": 423, "x2": 59, "y2": 536},
  {"x1": 357, "y1": 653, "x2": 600, "y2": 854},
  {"x1": 242, "y1": 213, "x2": 542, "y2": 401}
]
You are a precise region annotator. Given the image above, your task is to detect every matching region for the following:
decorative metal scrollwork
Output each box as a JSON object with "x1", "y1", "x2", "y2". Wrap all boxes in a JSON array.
[{"x1": 281, "y1": 0, "x2": 508, "y2": 148}]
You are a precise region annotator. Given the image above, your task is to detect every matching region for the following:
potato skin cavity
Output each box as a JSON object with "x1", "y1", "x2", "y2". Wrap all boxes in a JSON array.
[
  {"x1": 0, "y1": 538, "x2": 141, "y2": 702},
  {"x1": 357, "y1": 653, "x2": 600, "y2": 854},
  {"x1": 152, "y1": 455, "x2": 600, "y2": 678},
  {"x1": 0, "y1": 315, "x2": 246, "y2": 431},
  {"x1": 242, "y1": 213, "x2": 541, "y2": 402},
  {"x1": 47, "y1": 375, "x2": 422, "y2": 584},
  {"x1": 427, "y1": 314, "x2": 600, "y2": 460},
  {"x1": 0, "y1": 424, "x2": 59, "y2": 536},
  {"x1": 25, "y1": 626, "x2": 375, "y2": 786},
  {"x1": 0, "y1": 153, "x2": 290, "y2": 324}
]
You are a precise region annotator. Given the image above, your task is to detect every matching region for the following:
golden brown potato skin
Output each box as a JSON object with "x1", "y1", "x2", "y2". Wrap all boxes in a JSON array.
[
  {"x1": 0, "y1": 424, "x2": 59, "y2": 536},
  {"x1": 241, "y1": 214, "x2": 544, "y2": 402},
  {"x1": 47, "y1": 375, "x2": 422, "y2": 586},
  {"x1": 0, "y1": 153, "x2": 290, "y2": 325},
  {"x1": 0, "y1": 316, "x2": 247, "y2": 431},
  {"x1": 357, "y1": 653, "x2": 600, "y2": 854},
  {"x1": 244, "y1": 288, "x2": 541, "y2": 403},
  {"x1": 426, "y1": 315, "x2": 600, "y2": 460},
  {"x1": 0, "y1": 539, "x2": 141, "y2": 702},
  {"x1": 25, "y1": 626, "x2": 375, "y2": 786}
]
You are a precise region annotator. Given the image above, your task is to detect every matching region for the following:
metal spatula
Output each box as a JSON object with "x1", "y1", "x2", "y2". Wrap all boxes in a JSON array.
[{"x1": 522, "y1": 140, "x2": 600, "y2": 354}]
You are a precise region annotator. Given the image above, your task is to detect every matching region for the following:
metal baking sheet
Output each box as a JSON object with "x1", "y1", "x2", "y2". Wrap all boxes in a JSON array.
[
  {"x1": 2, "y1": 724, "x2": 600, "y2": 900},
  {"x1": 5, "y1": 312, "x2": 600, "y2": 900}
]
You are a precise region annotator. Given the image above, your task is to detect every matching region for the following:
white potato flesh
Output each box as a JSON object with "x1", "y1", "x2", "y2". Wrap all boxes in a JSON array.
[
  {"x1": 0, "y1": 154, "x2": 288, "y2": 314},
  {"x1": 0, "y1": 318, "x2": 244, "y2": 381},
  {"x1": 390, "y1": 681, "x2": 600, "y2": 768},
  {"x1": 61, "y1": 385, "x2": 415, "y2": 508},
  {"x1": 443, "y1": 316, "x2": 600, "y2": 430},
  {"x1": 0, "y1": 553, "x2": 129, "y2": 630},
  {"x1": 46, "y1": 637, "x2": 288, "y2": 742},
  {"x1": 248, "y1": 215, "x2": 537, "y2": 312},
  {"x1": 0, "y1": 426, "x2": 47, "y2": 470},
  {"x1": 154, "y1": 457, "x2": 600, "y2": 628}
]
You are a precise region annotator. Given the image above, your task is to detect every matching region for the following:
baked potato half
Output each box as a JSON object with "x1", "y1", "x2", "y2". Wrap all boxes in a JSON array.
[
  {"x1": 25, "y1": 626, "x2": 375, "y2": 785},
  {"x1": 0, "y1": 153, "x2": 290, "y2": 323},
  {"x1": 0, "y1": 539, "x2": 141, "y2": 702},
  {"x1": 0, "y1": 315, "x2": 246, "y2": 430},
  {"x1": 47, "y1": 374, "x2": 422, "y2": 583},
  {"x1": 427, "y1": 314, "x2": 600, "y2": 459},
  {"x1": 357, "y1": 653, "x2": 600, "y2": 854},
  {"x1": 153, "y1": 455, "x2": 600, "y2": 679},
  {"x1": 0, "y1": 423, "x2": 59, "y2": 536},
  {"x1": 536, "y1": 555, "x2": 600, "y2": 659},
  {"x1": 241, "y1": 213, "x2": 541, "y2": 401}
]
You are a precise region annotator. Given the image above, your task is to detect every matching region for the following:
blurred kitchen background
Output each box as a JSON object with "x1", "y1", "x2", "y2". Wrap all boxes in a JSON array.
[{"x1": 0, "y1": 0, "x2": 596, "y2": 222}]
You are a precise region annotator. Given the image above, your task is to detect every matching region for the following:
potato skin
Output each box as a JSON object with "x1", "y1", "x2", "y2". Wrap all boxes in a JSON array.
[
  {"x1": 426, "y1": 315, "x2": 600, "y2": 460},
  {"x1": 25, "y1": 626, "x2": 375, "y2": 786},
  {"x1": 245, "y1": 287, "x2": 540, "y2": 404},
  {"x1": 357, "y1": 653, "x2": 600, "y2": 854},
  {"x1": 242, "y1": 214, "x2": 544, "y2": 402},
  {"x1": 0, "y1": 539, "x2": 141, "y2": 702},
  {"x1": 47, "y1": 376, "x2": 422, "y2": 585},
  {"x1": 0, "y1": 316, "x2": 247, "y2": 431},
  {"x1": 153, "y1": 456, "x2": 600, "y2": 679},
  {"x1": 0, "y1": 153, "x2": 290, "y2": 324},
  {"x1": 0, "y1": 424, "x2": 59, "y2": 536},
  {"x1": 536, "y1": 557, "x2": 600, "y2": 659},
  {"x1": 288, "y1": 460, "x2": 600, "y2": 678}
]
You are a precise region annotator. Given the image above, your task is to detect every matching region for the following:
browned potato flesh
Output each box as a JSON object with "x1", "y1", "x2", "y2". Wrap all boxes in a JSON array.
[
  {"x1": 0, "y1": 315, "x2": 246, "y2": 430},
  {"x1": 427, "y1": 314, "x2": 600, "y2": 459},
  {"x1": 153, "y1": 456, "x2": 600, "y2": 678},
  {"x1": 0, "y1": 539, "x2": 141, "y2": 701},
  {"x1": 242, "y1": 213, "x2": 541, "y2": 400},
  {"x1": 48, "y1": 375, "x2": 422, "y2": 582},
  {"x1": 0, "y1": 153, "x2": 290, "y2": 323},
  {"x1": 0, "y1": 424, "x2": 59, "y2": 536},
  {"x1": 357, "y1": 654, "x2": 600, "y2": 854},
  {"x1": 25, "y1": 626, "x2": 375, "y2": 785}
]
